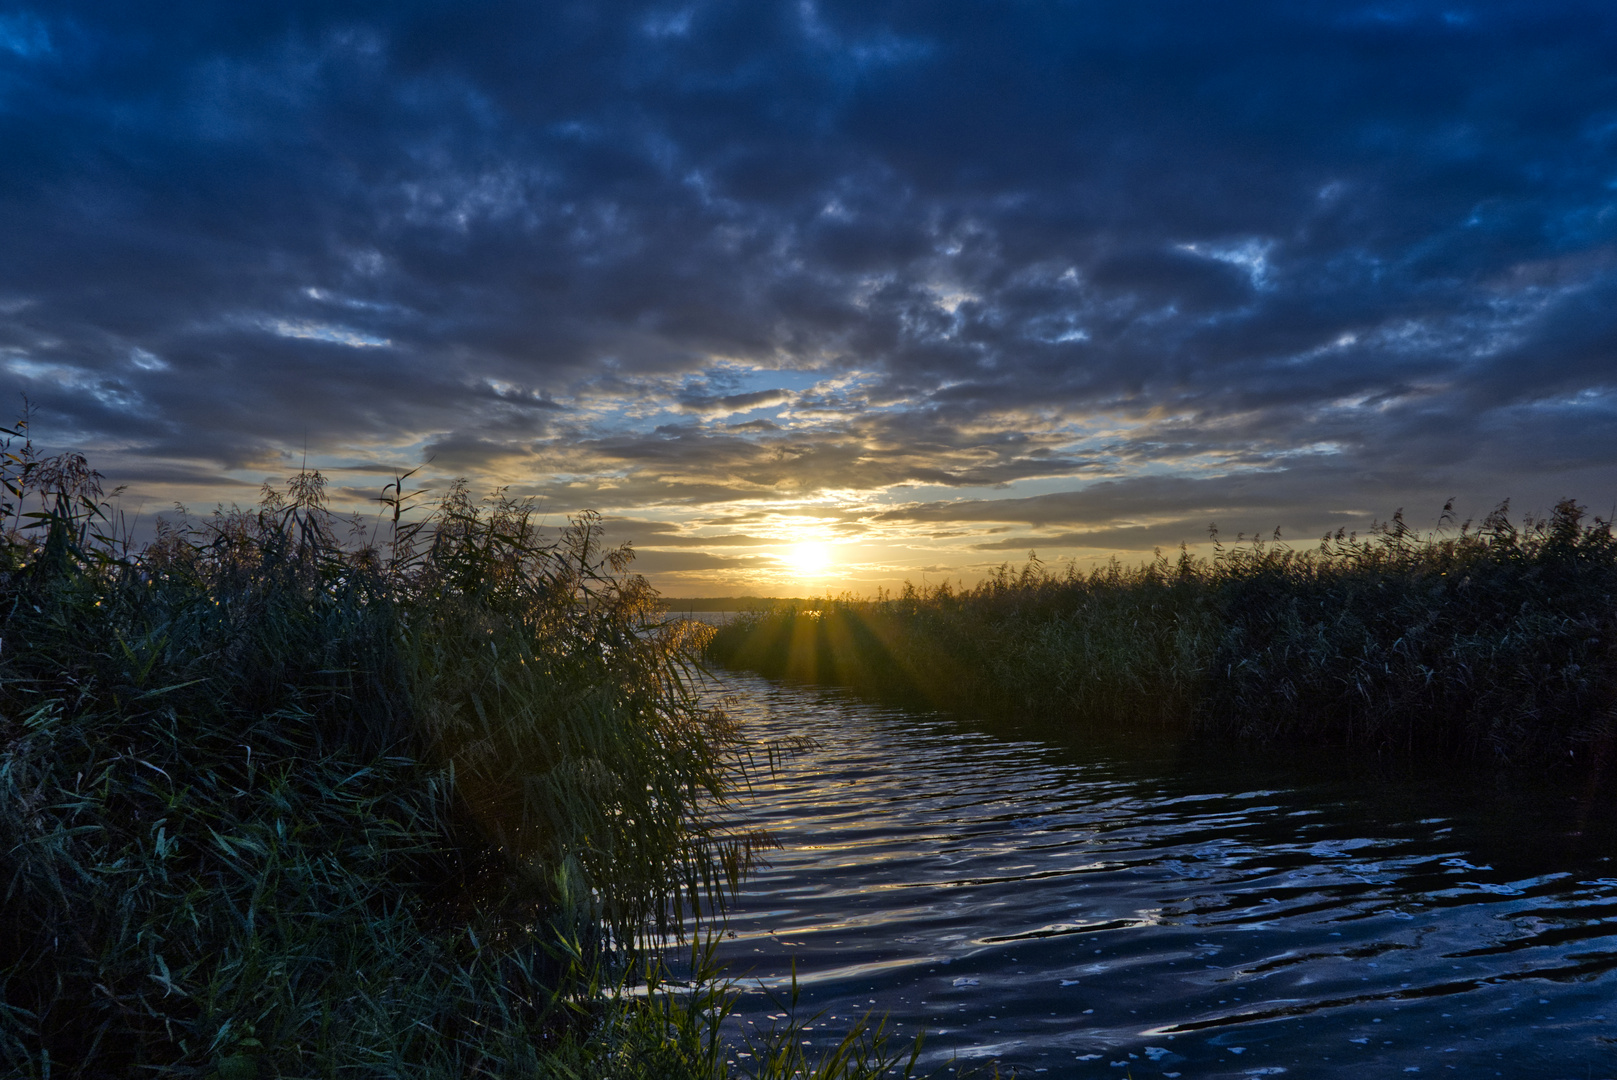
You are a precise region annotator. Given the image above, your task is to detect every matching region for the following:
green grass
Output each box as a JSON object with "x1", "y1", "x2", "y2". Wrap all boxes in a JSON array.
[
  {"x1": 708, "y1": 502, "x2": 1617, "y2": 765},
  {"x1": 0, "y1": 422, "x2": 957, "y2": 1079}
]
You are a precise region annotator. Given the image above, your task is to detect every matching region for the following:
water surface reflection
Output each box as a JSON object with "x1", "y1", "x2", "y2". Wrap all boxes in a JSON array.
[{"x1": 696, "y1": 674, "x2": 1617, "y2": 1078}]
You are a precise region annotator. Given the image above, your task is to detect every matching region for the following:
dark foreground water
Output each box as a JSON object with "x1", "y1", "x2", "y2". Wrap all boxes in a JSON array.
[{"x1": 693, "y1": 673, "x2": 1617, "y2": 1079}]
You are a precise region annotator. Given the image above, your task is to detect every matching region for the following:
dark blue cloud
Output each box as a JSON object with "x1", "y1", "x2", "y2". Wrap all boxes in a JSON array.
[{"x1": 2, "y1": 0, "x2": 1615, "y2": 566}]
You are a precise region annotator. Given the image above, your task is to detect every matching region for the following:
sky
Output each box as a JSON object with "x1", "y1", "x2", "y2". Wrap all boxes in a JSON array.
[{"x1": 3, "y1": 1, "x2": 1617, "y2": 596}]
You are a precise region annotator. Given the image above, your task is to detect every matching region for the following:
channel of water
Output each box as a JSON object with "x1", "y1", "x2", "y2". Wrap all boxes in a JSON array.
[{"x1": 691, "y1": 672, "x2": 1617, "y2": 1078}]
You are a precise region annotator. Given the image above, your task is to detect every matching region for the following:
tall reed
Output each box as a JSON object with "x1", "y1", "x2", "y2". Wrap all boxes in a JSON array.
[{"x1": 0, "y1": 420, "x2": 931, "y2": 1079}]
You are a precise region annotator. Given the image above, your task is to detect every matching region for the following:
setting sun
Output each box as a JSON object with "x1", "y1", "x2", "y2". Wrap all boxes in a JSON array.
[{"x1": 785, "y1": 542, "x2": 832, "y2": 578}]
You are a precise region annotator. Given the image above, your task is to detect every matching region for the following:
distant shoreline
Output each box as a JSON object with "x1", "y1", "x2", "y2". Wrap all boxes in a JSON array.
[
  {"x1": 704, "y1": 500, "x2": 1617, "y2": 769},
  {"x1": 657, "y1": 595, "x2": 818, "y2": 612}
]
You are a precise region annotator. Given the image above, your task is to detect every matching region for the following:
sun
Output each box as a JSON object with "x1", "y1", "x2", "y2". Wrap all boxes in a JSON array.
[{"x1": 786, "y1": 542, "x2": 832, "y2": 578}]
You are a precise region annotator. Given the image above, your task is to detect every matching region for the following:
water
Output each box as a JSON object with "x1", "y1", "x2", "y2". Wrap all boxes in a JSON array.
[{"x1": 694, "y1": 673, "x2": 1617, "y2": 1078}]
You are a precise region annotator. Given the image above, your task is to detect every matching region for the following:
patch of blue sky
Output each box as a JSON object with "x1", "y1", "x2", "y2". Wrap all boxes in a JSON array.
[
  {"x1": 685, "y1": 360, "x2": 832, "y2": 395},
  {"x1": 588, "y1": 403, "x2": 702, "y2": 432}
]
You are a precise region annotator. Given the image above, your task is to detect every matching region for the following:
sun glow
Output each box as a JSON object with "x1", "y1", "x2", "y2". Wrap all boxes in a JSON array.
[{"x1": 785, "y1": 542, "x2": 832, "y2": 578}]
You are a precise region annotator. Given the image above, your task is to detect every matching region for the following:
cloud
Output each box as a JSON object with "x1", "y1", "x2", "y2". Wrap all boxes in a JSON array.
[
  {"x1": 599, "y1": 517, "x2": 771, "y2": 547},
  {"x1": 619, "y1": 549, "x2": 777, "y2": 574},
  {"x1": 263, "y1": 319, "x2": 392, "y2": 348}
]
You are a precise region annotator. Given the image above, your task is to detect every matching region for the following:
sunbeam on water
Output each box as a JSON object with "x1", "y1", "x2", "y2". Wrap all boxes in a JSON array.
[{"x1": 685, "y1": 675, "x2": 1617, "y2": 1079}]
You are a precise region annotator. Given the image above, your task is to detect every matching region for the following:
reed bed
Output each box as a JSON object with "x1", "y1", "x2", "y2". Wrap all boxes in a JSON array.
[
  {"x1": 0, "y1": 421, "x2": 937, "y2": 1079},
  {"x1": 708, "y1": 503, "x2": 1617, "y2": 765}
]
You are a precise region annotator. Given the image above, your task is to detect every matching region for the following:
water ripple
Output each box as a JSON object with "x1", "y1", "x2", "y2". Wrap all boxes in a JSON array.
[{"x1": 695, "y1": 676, "x2": 1617, "y2": 1078}]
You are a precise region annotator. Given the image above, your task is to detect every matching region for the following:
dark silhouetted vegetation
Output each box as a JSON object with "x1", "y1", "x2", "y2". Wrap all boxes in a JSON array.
[
  {"x1": 709, "y1": 503, "x2": 1617, "y2": 765},
  {"x1": 0, "y1": 419, "x2": 944, "y2": 1079},
  {"x1": 659, "y1": 597, "x2": 814, "y2": 613}
]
